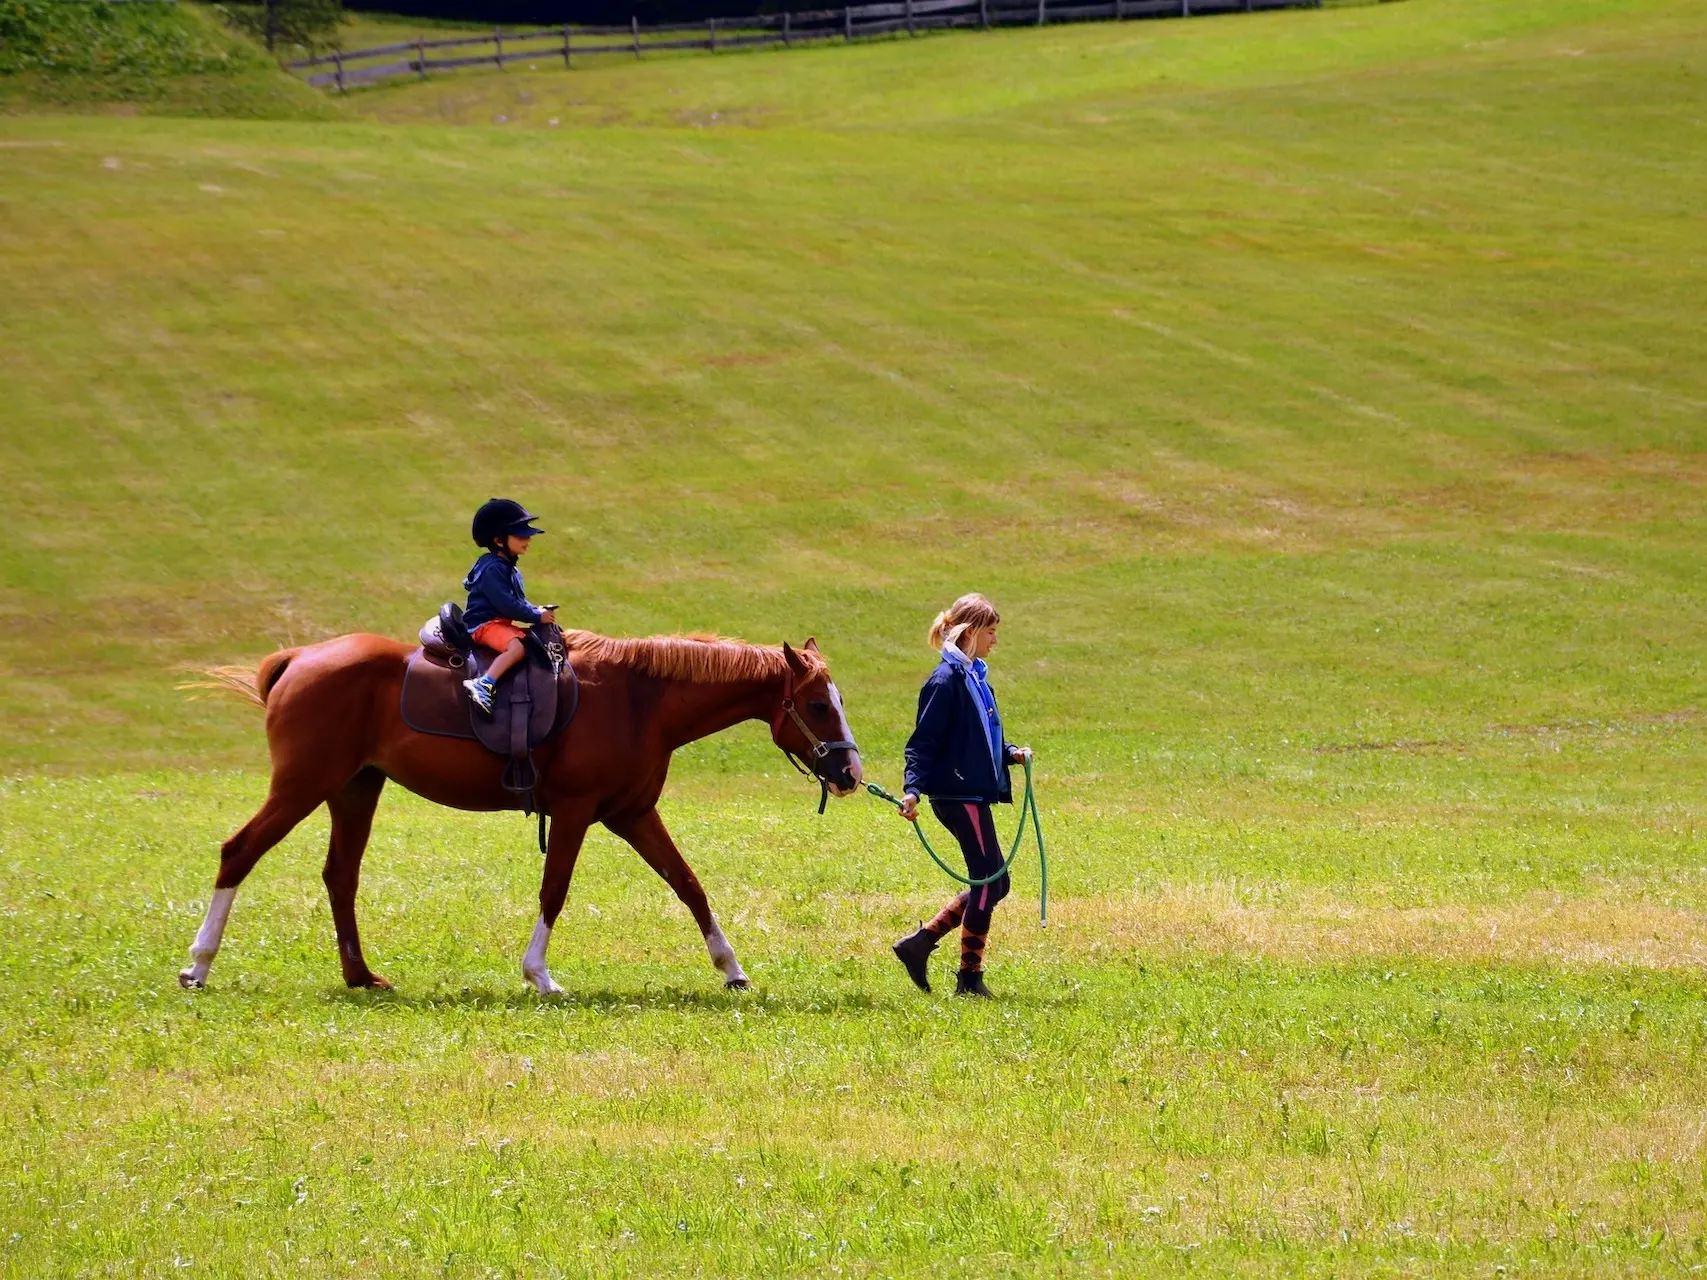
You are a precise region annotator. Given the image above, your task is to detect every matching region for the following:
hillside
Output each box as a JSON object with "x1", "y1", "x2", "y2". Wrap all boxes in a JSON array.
[
  {"x1": 1, "y1": 0, "x2": 1701, "y2": 776},
  {"x1": 0, "y1": 0, "x2": 338, "y2": 118}
]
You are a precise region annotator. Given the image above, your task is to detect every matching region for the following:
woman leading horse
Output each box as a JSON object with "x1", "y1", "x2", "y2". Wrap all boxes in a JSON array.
[{"x1": 179, "y1": 630, "x2": 861, "y2": 995}]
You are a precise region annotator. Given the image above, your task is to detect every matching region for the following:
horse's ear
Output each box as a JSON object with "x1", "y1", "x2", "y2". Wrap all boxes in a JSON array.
[
  {"x1": 782, "y1": 641, "x2": 808, "y2": 674},
  {"x1": 803, "y1": 636, "x2": 820, "y2": 653}
]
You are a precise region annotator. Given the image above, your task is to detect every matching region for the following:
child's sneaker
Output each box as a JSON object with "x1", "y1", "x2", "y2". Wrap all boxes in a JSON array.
[{"x1": 463, "y1": 675, "x2": 496, "y2": 715}]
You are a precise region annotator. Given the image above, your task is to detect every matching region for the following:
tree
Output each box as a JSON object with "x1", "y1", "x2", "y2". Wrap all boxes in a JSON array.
[{"x1": 224, "y1": 0, "x2": 344, "y2": 55}]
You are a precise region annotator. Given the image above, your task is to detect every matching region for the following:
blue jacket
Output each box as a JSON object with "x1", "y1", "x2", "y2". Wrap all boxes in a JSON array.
[
  {"x1": 903, "y1": 650, "x2": 1014, "y2": 804},
  {"x1": 462, "y1": 552, "x2": 543, "y2": 630}
]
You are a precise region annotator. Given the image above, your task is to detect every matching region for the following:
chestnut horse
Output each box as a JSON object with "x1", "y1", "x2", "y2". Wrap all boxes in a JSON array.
[{"x1": 179, "y1": 630, "x2": 862, "y2": 994}]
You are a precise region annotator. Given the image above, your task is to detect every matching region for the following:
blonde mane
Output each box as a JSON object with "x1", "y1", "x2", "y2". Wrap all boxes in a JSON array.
[{"x1": 560, "y1": 630, "x2": 826, "y2": 685}]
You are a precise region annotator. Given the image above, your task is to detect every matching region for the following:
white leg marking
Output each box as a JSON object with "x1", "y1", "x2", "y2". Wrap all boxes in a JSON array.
[
  {"x1": 522, "y1": 915, "x2": 562, "y2": 994},
  {"x1": 705, "y1": 917, "x2": 748, "y2": 989},
  {"x1": 178, "y1": 887, "x2": 236, "y2": 989}
]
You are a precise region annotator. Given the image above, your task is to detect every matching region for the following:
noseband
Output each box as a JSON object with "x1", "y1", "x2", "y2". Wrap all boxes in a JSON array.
[{"x1": 772, "y1": 667, "x2": 859, "y2": 814}]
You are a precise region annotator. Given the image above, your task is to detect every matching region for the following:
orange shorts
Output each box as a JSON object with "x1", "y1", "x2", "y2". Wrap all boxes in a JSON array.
[{"x1": 471, "y1": 620, "x2": 530, "y2": 652}]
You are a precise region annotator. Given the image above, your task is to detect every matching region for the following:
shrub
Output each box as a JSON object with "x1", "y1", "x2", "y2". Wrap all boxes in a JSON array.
[
  {"x1": 220, "y1": 0, "x2": 343, "y2": 54},
  {"x1": 0, "y1": 0, "x2": 268, "y2": 75}
]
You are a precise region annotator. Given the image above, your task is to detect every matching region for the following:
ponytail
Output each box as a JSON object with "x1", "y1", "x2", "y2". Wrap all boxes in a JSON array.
[
  {"x1": 928, "y1": 592, "x2": 1000, "y2": 651},
  {"x1": 927, "y1": 611, "x2": 952, "y2": 650}
]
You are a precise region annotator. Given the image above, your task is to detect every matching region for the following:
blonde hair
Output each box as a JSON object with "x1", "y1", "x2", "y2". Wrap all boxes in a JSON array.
[{"x1": 928, "y1": 593, "x2": 1000, "y2": 651}]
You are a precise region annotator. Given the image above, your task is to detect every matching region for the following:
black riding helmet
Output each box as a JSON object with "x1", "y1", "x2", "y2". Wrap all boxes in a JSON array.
[{"x1": 472, "y1": 498, "x2": 545, "y2": 549}]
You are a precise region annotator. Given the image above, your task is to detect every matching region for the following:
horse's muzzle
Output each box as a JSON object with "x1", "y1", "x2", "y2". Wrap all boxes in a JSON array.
[{"x1": 825, "y1": 750, "x2": 863, "y2": 798}]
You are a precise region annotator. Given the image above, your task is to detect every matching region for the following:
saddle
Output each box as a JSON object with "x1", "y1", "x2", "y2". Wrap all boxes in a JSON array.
[{"x1": 404, "y1": 603, "x2": 579, "y2": 811}]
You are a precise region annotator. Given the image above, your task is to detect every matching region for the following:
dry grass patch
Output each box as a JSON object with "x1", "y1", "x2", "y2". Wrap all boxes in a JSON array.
[{"x1": 1063, "y1": 889, "x2": 1707, "y2": 970}]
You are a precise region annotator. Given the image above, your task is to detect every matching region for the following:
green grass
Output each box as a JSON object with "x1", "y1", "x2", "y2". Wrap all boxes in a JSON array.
[
  {"x1": 0, "y1": 1, "x2": 338, "y2": 119},
  {"x1": 2, "y1": 0, "x2": 1706, "y2": 1271},
  {"x1": 3, "y1": 774, "x2": 1705, "y2": 1275}
]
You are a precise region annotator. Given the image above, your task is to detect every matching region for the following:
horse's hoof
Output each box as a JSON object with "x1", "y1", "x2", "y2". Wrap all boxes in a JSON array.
[
  {"x1": 347, "y1": 973, "x2": 393, "y2": 990},
  {"x1": 177, "y1": 969, "x2": 205, "y2": 990},
  {"x1": 724, "y1": 976, "x2": 751, "y2": 991}
]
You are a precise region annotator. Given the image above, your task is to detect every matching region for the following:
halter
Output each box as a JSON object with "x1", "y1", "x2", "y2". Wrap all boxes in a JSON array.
[{"x1": 771, "y1": 665, "x2": 859, "y2": 814}]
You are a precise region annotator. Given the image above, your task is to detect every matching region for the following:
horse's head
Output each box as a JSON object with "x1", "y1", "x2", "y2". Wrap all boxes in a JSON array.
[{"x1": 772, "y1": 638, "x2": 863, "y2": 804}]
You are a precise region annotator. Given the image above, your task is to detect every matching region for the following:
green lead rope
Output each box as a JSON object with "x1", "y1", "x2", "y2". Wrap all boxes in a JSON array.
[{"x1": 865, "y1": 756, "x2": 1049, "y2": 928}]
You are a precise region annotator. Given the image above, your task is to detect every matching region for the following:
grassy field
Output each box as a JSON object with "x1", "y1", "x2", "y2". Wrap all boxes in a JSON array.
[{"x1": 2, "y1": 0, "x2": 1706, "y2": 1271}]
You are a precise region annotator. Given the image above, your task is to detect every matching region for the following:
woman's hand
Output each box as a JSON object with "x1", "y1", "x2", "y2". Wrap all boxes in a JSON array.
[
  {"x1": 1009, "y1": 745, "x2": 1032, "y2": 764},
  {"x1": 899, "y1": 793, "x2": 920, "y2": 823}
]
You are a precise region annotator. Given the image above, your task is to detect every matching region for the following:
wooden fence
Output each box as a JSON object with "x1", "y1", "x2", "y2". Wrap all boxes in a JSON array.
[{"x1": 290, "y1": 0, "x2": 1315, "y2": 89}]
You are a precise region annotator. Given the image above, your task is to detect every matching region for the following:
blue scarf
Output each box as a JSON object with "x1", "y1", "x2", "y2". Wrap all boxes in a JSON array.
[{"x1": 943, "y1": 641, "x2": 1004, "y2": 778}]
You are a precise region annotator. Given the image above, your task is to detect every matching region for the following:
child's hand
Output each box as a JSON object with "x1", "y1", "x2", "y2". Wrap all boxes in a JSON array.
[
  {"x1": 899, "y1": 793, "x2": 920, "y2": 823},
  {"x1": 539, "y1": 608, "x2": 557, "y2": 625}
]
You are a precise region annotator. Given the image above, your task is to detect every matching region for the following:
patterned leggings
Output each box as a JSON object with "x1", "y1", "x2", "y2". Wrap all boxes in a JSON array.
[{"x1": 920, "y1": 800, "x2": 1010, "y2": 972}]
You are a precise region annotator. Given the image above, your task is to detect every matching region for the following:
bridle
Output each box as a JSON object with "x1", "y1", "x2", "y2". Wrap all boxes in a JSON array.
[{"x1": 771, "y1": 665, "x2": 859, "y2": 814}]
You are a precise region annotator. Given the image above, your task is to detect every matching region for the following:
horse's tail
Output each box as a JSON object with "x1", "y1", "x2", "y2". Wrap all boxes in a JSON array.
[{"x1": 181, "y1": 649, "x2": 300, "y2": 709}]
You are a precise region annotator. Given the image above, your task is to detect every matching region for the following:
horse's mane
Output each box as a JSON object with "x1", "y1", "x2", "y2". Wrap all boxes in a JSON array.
[{"x1": 560, "y1": 630, "x2": 825, "y2": 685}]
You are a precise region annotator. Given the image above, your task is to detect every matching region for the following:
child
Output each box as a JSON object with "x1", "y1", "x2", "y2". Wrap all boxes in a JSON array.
[
  {"x1": 891, "y1": 593, "x2": 1031, "y2": 998},
  {"x1": 462, "y1": 498, "x2": 556, "y2": 715}
]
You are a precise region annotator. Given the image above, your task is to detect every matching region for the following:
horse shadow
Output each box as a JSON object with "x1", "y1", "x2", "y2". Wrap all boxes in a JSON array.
[{"x1": 330, "y1": 983, "x2": 885, "y2": 1017}]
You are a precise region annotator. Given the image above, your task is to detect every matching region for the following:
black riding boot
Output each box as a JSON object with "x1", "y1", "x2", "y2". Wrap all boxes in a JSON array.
[
  {"x1": 891, "y1": 926, "x2": 940, "y2": 994},
  {"x1": 955, "y1": 968, "x2": 992, "y2": 999}
]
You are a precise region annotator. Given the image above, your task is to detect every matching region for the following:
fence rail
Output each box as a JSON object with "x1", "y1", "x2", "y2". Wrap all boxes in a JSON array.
[{"x1": 291, "y1": 0, "x2": 1314, "y2": 88}]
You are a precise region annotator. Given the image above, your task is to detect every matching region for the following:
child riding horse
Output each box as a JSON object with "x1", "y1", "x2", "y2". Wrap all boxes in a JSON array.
[
  {"x1": 180, "y1": 632, "x2": 862, "y2": 994},
  {"x1": 461, "y1": 498, "x2": 556, "y2": 715}
]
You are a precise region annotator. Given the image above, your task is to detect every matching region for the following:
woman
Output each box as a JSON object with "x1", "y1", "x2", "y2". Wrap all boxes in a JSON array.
[{"x1": 891, "y1": 593, "x2": 1031, "y2": 998}]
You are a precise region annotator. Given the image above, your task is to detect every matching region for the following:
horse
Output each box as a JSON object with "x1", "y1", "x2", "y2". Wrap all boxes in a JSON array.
[{"x1": 179, "y1": 630, "x2": 862, "y2": 994}]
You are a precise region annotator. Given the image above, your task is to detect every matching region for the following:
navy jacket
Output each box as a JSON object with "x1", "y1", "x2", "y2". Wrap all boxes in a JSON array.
[
  {"x1": 903, "y1": 655, "x2": 1014, "y2": 804},
  {"x1": 462, "y1": 552, "x2": 543, "y2": 630}
]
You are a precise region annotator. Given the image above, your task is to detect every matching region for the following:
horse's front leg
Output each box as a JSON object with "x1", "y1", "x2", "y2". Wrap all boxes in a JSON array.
[
  {"x1": 607, "y1": 806, "x2": 749, "y2": 989},
  {"x1": 523, "y1": 812, "x2": 591, "y2": 995}
]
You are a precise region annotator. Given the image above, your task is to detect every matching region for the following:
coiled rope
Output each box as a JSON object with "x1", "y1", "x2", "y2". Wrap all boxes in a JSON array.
[{"x1": 864, "y1": 755, "x2": 1049, "y2": 927}]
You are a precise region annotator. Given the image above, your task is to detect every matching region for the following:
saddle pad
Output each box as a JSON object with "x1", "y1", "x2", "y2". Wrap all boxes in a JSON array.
[{"x1": 400, "y1": 649, "x2": 579, "y2": 748}]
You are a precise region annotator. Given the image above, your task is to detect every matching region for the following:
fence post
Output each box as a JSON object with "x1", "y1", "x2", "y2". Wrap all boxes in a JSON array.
[
  {"x1": 980, "y1": 0, "x2": 989, "y2": 27},
  {"x1": 1180, "y1": 0, "x2": 1189, "y2": 14},
  {"x1": 1115, "y1": 0, "x2": 1123, "y2": 17},
  {"x1": 783, "y1": 11, "x2": 791, "y2": 45},
  {"x1": 562, "y1": 24, "x2": 571, "y2": 67},
  {"x1": 632, "y1": 15, "x2": 640, "y2": 58},
  {"x1": 494, "y1": 25, "x2": 503, "y2": 70},
  {"x1": 1037, "y1": 0, "x2": 1045, "y2": 24},
  {"x1": 906, "y1": 0, "x2": 914, "y2": 34},
  {"x1": 844, "y1": 5, "x2": 852, "y2": 39},
  {"x1": 416, "y1": 36, "x2": 427, "y2": 78},
  {"x1": 333, "y1": 48, "x2": 345, "y2": 92}
]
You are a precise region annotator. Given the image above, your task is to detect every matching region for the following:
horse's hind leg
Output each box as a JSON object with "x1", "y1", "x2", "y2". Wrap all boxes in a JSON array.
[
  {"x1": 178, "y1": 782, "x2": 323, "y2": 989},
  {"x1": 608, "y1": 806, "x2": 749, "y2": 990},
  {"x1": 323, "y1": 767, "x2": 388, "y2": 990}
]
